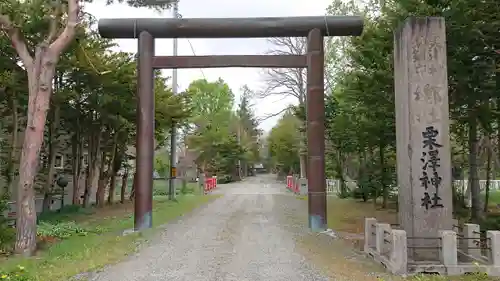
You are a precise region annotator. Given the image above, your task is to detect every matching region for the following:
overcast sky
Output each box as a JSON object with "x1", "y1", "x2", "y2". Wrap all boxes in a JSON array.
[{"x1": 85, "y1": 0, "x2": 332, "y2": 131}]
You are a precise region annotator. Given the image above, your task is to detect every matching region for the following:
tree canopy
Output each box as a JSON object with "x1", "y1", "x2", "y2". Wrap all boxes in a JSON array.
[
  {"x1": 0, "y1": 0, "x2": 263, "y2": 256},
  {"x1": 268, "y1": 0, "x2": 500, "y2": 220}
]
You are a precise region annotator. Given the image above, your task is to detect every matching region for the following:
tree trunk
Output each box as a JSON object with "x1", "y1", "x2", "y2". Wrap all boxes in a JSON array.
[
  {"x1": 8, "y1": 0, "x2": 79, "y2": 256},
  {"x1": 299, "y1": 114, "x2": 307, "y2": 179},
  {"x1": 120, "y1": 170, "x2": 128, "y2": 204},
  {"x1": 83, "y1": 165, "x2": 92, "y2": 207},
  {"x1": 461, "y1": 146, "x2": 468, "y2": 207},
  {"x1": 468, "y1": 113, "x2": 482, "y2": 223},
  {"x1": 107, "y1": 174, "x2": 117, "y2": 204},
  {"x1": 497, "y1": 57, "x2": 500, "y2": 189},
  {"x1": 15, "y1": 51, "x2": 57, "y2": 256},
  {"x1": 484, "y1": 142, "x2": 492, "y2": 213},
  {"x1": 299, "y1": 150, "x2": 307, "y2": 179},
  {"x1": 96, "y1": 150, "x2": 107, "y2": 207},
  {"x1": 71, "y1": 123, "x2": 82, "y2": 205},
  {"x1": 336, "y1": 149, "x2": 347, "y2": 197},
  {"x1": 107, "y1": 134, "x2": 119, "y2": 204},
  {"x1": 42, "y1": 103, "x2": 60, "y2": 212},
  {"x1": 379, "y1": 142, "x2": 388, "y2": 208},
  {"x1": 367, "y1": 149, "x2": 377, "y2": 207},
  {"x1": 129, "y1": 172, "x2": 137, "y2": 201},
  {"x1": 357, "y1": 149, "x2": 367, "y2": 201},
  {"x1": 84, "y1": 123, "x2": 102, "y2": 207},
  {"x1": 83, "y1": 132, "x2": 93, "y2": 208}
]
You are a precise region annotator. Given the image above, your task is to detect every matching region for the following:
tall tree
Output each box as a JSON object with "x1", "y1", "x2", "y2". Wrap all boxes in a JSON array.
[
  {"x1": 259, "y1": 37, "x2": 308, "y2": 178},
  {"x1": 236, "y1": 86, "x2": 261, "y2": 176},
  {"x1": 267, "y1": 110, "x2": 301, "y2": 176},
  {"x1": 0, "y1": 0, "x2": 177, "y2": 256},
  {"x1": 323, "y1": 0, "x2": 500, "y2": 219},
  {"x1": 185, "y1": 78, "x2": 244, "y2": 177}
]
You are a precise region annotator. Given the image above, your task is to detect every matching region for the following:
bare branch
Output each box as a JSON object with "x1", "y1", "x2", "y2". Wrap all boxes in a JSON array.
[
  {"x1": 50, "y1": 0, "x2": 79, "y2": 55},
  {"x1": 266, "y1": 37, "x2": 307, "y2": 55},
  {"x1": 0, "y1": 14, "x2": 33, "y2": 68},
  {"x1": 257, "y1": 106, "x2": 291, "y2": 123},
  {"x1": 258, "y1": 37, "x2": 307, "y2": 104},
  {"x1": 259, "y1": 67, "x2": 305, "y2": 98}
]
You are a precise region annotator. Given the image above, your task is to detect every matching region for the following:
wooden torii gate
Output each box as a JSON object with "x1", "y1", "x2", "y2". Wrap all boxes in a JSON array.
[{"x1": 97, "y1": 16, "x2": 364, "y2": 231}]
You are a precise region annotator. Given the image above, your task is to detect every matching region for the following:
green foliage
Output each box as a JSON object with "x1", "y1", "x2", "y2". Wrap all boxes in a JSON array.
[
  {"x1": 267, "y1": 111, "x2": 301, "y2": 174},
  {"x1": 154, "y1": 152, "x2": 170, "y2": 177},
  {"x1": 179, "y1": 181, "x2": 195, "y2": 195},
  {"x1": 0, "y1": 0, "x2": 195, "y2": 255},
  {"x1": 36, "y1": 221, "x2": 91, "y2": 239},
  {"x1": 0, "y1": 227, "x2": 15, "y2": 254},
  {"x1": 107, "y1": 0, "x2": 177, "y2": 10},
  {"x1": 185, "y1": 79, "x2": 252, "y2": 178},
  {"x1": 0, "y1": 194, "x2": 14, "y2": 253},
  {"x1": 236, "y1": 86, "x2": 262, "y2": 168},
  {"x1": 319, "y1": 0, "x2": 500, "y2": 214},
  {"x1": 216, "y1": 174, "x2": 233, "y2": 184},
  {"x1": 37, "y1": 205, "x2": 93, "y2": 223},
  {"x1": 0, "y1": 196, "x2": 216, "y2": 281}
]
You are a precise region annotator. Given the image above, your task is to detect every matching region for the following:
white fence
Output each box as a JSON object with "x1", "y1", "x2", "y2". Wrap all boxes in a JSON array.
[
  {"x1": 453, "y1": 180, "x2": 500, "y2": 191},
  {"x1": 325, "y1": 179, "x2": 500, "y2": 196},
  {"x1": 326, "y1": 179, "x2": 350, "y2": 195}
]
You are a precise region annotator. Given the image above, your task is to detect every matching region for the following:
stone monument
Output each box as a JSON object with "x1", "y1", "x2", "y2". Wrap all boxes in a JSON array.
[{"x1": 394, "y1": 17, "x2": 453, "y2": 259}]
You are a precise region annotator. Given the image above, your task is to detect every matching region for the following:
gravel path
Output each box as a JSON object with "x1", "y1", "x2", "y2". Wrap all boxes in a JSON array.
[{"x1": 88, "y1": 174, "x2": 329, "y2": 281}]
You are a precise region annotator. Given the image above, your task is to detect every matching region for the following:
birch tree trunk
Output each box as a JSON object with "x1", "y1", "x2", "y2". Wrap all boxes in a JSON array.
[{"x1": 0, "y1": 0, "x2": 79, "y2": 255}]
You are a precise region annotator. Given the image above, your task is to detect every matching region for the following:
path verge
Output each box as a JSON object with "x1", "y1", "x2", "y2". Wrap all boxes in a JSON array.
[
  {"x1": 291, "y1": 196, "x2": 498, "y2": 281},
  {"x1": 0, "y1": 194, "x2": 220, "y2": 281}
]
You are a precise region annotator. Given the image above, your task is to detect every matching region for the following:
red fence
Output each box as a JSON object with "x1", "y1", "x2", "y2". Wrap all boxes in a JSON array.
[
  {"x1": 286, "y1": 175, "x2": 299, "y2": 193},
  {"x1": 204, "y1": 176, "x2": 217, "y2": 194}
]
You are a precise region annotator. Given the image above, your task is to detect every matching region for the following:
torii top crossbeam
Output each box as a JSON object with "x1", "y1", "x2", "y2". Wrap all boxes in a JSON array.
[{"x1": 98, "y1": 16, "x2": 364, "y2": 39}]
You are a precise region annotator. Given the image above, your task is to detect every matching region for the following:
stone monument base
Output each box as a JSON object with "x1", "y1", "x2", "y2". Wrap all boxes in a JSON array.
[{"x1": 364, "y1": 218, "x2": 500, "y2": 276}]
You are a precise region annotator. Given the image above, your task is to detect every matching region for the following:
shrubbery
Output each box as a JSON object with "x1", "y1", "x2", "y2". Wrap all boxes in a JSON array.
[
  {"x1": 0, "y1": 195, "x2": 15, "y2": 254},
  {"x1": 216, "y1": 174, "x2": 232, "y2": 184},
  {"x1": 37, "y1": 221, "x2": 90, "y2": 239},
  {"x1": 1, "y1": 203, "x2": 104, "y2": 255}
]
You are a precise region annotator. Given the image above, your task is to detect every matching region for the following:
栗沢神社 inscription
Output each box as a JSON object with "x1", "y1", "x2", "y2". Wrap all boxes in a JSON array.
[
  {"x1": 420, "y1": 126, "x2": 444, "y2": 210},
  {"x1": 394, "y1": 17, "x2": 453, "y2": 246}
]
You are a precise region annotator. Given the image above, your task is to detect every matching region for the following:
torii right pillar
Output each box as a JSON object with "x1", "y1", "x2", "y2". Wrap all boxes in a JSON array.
[{"x1": 394, "y1": 17, "x2": 453, "y2": 260}]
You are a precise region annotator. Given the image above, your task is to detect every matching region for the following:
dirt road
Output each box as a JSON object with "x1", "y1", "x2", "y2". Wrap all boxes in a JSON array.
[{"x1": 88, "y1": 174, "x2": 333, "y2": 281}]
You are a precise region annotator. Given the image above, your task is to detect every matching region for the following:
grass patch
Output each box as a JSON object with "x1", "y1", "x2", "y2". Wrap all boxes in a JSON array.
[
  {"x1": 325, "y1": 197, "x2": 397, "y2": 234},
  {"x1": 295, "y1": 196, "x2": 500, "y2": 281},
  {"x1": 0, "y1": 194, "x2": 219, "y2": 281},
  {"x1": 487, "y1": 190, "x2": 500, "y2": 206},
  {"x1": 295, "y1": 195, "x2": 397, "y2": 233},
  {"x1": 115, "y1": 178, "x2": 200, "y2": 198}
]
